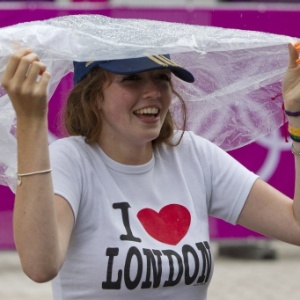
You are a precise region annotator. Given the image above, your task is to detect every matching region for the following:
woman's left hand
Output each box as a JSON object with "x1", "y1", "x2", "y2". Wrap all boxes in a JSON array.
[{"x1": 283, "y1": 42, "x2": 300, "y2": 112}]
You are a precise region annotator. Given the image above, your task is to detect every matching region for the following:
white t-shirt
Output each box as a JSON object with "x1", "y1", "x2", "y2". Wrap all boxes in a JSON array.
[{"x1": 49, "y1": 131, "x2": 258, "y2": 300}]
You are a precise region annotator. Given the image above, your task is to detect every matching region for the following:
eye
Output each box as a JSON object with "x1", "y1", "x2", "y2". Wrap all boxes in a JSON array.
[
  {"x1": 156, "y1": 73, "x2": 171, "y2": 82},
  {"x1": 123, "y1": 74, "x2": 140, "y2": 81}
]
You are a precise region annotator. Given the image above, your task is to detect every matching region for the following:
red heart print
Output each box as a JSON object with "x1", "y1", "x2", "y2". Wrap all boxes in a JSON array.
[{"x1": 137, "y1": 204, "x2": 191, "y2": 245}]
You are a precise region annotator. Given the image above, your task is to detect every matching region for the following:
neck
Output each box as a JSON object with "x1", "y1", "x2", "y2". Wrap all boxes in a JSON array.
[{"x1": 97, "y1": 138, "x2": 154, "y2": 165}]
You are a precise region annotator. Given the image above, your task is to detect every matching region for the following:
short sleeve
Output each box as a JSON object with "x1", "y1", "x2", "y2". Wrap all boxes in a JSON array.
[
  {"x1": 185, "y1": 131, "x2": 259, "y2": 224},
  {"x1": 207, "y1": 141, "x2": 259, "y2": 224},
  {"x1": 49, "y1": 138, "x2": 84, "y2": 223}
]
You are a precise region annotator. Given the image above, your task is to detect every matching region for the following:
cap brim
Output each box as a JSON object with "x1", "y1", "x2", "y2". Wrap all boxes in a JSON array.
[{"x1": 96, "y1": 55, "x2": 195, "y2": 83}]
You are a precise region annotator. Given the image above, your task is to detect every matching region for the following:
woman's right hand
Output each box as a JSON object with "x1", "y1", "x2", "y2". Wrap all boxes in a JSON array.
[{"x1": 1, "y1": 48, "x2": 51, "y2": 120}]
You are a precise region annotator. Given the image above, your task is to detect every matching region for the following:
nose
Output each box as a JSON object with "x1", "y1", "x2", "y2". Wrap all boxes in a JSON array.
[{"x1": 142, "y1": 79, "x2": 162, "y2": 99}]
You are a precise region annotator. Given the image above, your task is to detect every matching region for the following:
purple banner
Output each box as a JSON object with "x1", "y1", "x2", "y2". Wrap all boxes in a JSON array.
[{"x1": 0, "y1": 4, "x2": 299, "y2": 248}]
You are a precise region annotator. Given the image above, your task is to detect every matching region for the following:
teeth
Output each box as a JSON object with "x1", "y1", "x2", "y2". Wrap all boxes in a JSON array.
[{"x1": 135, "y1": 108, "x2": 159, "y2": 115}]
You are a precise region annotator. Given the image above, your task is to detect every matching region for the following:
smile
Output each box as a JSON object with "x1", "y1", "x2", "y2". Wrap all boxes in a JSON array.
[{"x1": 134, "y1": 107, "x2": 159, "y2": 117}]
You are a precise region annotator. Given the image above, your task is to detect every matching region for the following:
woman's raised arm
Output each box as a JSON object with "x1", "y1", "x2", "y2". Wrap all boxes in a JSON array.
[
  {"x1": 1, "y1": 49, "x2": 74, "y2": 282},
  {"x1": 237, "y1": 43, "x2": 300, "y2": 245}
]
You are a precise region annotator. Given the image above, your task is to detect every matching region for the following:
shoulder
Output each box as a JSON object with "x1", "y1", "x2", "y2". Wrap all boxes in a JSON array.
[
  {"x1": 49, "y1": 136, "x2": 99, "y2": 170},
  {"x1": 169, "y1": 130, "x2": 220, "y2": 155},
  {"x1": 50, "y1": 136, "x2": 85, "y2": 150},
  {"x1": 156, "y1": 131, "x2": 220, "y2": 169},
  {"x1": 49, "y1": 136, "x2": 97, "y2": 157},
  {"x1": 164, "y1": 130, "x2": 244, "y2": 171},
  {"x1": 179, "y1": 130, "x2": 212, "y2": 145}
]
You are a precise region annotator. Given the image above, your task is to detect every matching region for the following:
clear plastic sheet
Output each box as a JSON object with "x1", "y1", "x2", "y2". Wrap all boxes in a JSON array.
[{"x1": 0, "y1": 14, "x2": 298, "y2": 192}]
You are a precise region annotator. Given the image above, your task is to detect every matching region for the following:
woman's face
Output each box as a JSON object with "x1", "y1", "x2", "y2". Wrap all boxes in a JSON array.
[{"x1": 98, "y1": 69, "x2": 173, "y2": 150}]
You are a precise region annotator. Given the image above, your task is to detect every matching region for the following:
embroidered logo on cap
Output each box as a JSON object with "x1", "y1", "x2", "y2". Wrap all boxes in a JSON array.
[
  {"x1": 85, "y1": 61, "x2": 93, "y2": 67},
  {"x1": 147, "y1": 55, "x2": 182, "y2": 68}
]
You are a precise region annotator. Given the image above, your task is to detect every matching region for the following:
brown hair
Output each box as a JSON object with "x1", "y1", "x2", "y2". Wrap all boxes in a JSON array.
[{"x1": 63, "y1": 68, "x2": 186, "y2": 146}]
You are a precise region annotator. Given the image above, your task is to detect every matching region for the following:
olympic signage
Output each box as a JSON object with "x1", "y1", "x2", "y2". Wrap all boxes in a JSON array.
[{"x1": 0, "y1": 4, "x2": 298, "y2": 248}]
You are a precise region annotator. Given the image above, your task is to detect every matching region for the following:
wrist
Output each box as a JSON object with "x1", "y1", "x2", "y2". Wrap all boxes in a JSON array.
[
  {"x1": 16, "y1": 114, "x2": 48, "y2": 127},
  {"x1": 292, "y1": 143, "x2": 300, "y2": 156},
  {"x1": 286, "y1": 111, "x2": 300, "y2": 128},
  {"x1": 288, "y1": 124, "x2": 300, "y2": 143},
  {"x1": 285, "y1": 110, "x2": 300, "y2": 117},
  {"x1": 16, "y1": 115, "x2": 49, "y2": 140}
]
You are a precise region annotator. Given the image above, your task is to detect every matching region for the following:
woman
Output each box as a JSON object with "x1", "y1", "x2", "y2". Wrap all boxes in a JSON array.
[{"x1": 1, "y1": 44, "x2": 300, "y2": 299}]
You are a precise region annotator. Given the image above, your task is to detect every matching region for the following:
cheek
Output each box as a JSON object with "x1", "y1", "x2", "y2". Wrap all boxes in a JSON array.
[
  {"x1": 164, "y1": 90, "x2": 172, "y2": 107},
  {"x1": 96, "y1": 97, "x2": 103, "y2": 110},
  {"x1": 100, "y1": 94, "x2": 131, "y2": 121}
]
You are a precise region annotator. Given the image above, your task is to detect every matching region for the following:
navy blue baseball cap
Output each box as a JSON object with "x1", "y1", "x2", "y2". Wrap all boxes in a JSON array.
[{"x1": 73, "y1": 54, "x2": 194, "y2": 84}]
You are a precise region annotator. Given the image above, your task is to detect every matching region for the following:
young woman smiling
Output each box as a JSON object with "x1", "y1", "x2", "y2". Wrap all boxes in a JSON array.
[{"x1": 1, "y1": 44, "x2": 300, "y2": 299}]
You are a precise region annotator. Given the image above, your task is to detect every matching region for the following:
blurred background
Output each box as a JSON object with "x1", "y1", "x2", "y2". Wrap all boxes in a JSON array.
[{"x1": 0, "y1": 0, "x2": 300, "y2": 299}]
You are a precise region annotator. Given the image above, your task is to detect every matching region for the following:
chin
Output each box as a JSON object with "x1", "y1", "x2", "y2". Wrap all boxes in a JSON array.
[{"x1": 142, "y1": 131, "x2": 161, "y2": 144}]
